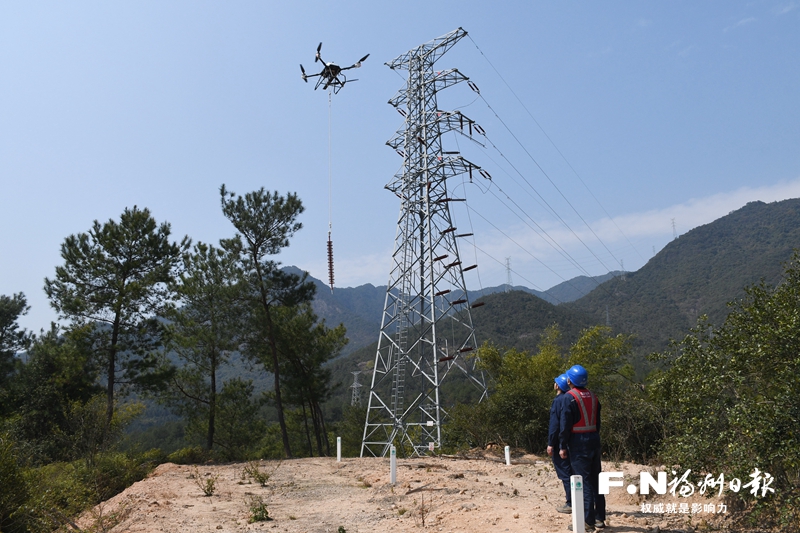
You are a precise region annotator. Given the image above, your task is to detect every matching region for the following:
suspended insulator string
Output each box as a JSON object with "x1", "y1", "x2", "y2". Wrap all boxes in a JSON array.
[
  {"x1": 467, "y1": 33, "x2": 646, "y2": 264},
  {"x1": 327, "y1": 233, "x2": 334, "y2": 291}
]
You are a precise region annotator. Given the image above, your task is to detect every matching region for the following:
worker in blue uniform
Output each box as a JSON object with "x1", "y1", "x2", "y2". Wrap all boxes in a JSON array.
[
  {"x1": 548, "y1": 373, "x2": 573, "y2": 513},
  {"x1": 559, "y1": 364, "x2": 606, "y2": 531}
]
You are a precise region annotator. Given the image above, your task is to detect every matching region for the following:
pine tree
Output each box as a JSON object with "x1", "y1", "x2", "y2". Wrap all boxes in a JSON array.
[
  {"x1": 0, "y1": 292, "x2": 31, "y2": 389},
  {"x1": 165, "y1": 241, "x2": 245, "y2": 451},
  {"x1": 276, "y1": 303, "x2": 347, "y2": 456},
  {"x1": 219, "y1": 185, "x2": 315, "y2": 458},
  {"x1": 44, "y1": 206, "x2": 189, "y2": 425}
]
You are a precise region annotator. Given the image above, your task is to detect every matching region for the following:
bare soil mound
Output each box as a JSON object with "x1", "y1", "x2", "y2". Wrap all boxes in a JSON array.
[{"x1": 79, "y1": 453, "x2": 732, "y2": 532}]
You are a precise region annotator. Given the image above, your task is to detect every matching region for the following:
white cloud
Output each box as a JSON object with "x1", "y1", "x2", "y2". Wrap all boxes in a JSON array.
[
  {"x1": 724, "y1": 17, "x2": 757, "y2": 32},
  {"x1": 325, "y1": 178, "x2": 800, "y2": 292},
  {"x1": 467, "y1": 177, "x2": 800, "y2": 289},
  {"x1": 588, "y1": 46, "x2": 613, "y2": 58},
  {"x1": 773, "y1": 2, "x2": 797, "y2": 15},
  {"x1": 608, "y1": 178, "x2": 800, "y2": 238}
]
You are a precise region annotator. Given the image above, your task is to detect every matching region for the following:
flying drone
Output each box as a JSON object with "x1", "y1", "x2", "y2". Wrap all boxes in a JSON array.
[{"x1": 300, "y1": 43, "x2": 369, "y2": 94}]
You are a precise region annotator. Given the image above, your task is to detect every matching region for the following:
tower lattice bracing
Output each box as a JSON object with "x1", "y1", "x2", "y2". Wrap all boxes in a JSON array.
[{"x1": 361, "y1": 28, "x2": 488, "y2": 458}]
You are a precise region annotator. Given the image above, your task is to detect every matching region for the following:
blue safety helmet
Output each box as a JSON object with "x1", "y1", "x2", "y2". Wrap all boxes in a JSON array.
[
  {"x1": 566, "y1": 365, "x2": 588, "y2": 388},
  {"x1": 554, "y1": 373, "x2": 569, "y2": 392}
]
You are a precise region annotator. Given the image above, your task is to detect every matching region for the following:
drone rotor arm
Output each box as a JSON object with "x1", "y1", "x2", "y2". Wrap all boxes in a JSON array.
[{"x1": 342, "y1": 53, "x2": 369, "y2": 71}]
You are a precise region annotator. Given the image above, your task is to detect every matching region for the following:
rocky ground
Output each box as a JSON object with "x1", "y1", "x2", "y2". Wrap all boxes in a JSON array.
[{"x1": 78, "y1": 452, "x2": 736, "y2": 533}]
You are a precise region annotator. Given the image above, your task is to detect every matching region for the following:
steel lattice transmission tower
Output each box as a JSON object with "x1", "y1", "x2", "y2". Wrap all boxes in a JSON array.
[
  {"x1": 361, "y1": 28, "x2": 488, "y2": 458},
  {"x1": 350, "y1": 371, "x2": 363, "y2": 406}
]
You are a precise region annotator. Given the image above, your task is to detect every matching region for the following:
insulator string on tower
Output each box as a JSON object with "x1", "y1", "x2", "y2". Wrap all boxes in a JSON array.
[{"x1": 417, "y1": 34, "x2": 639, "y2": 297}]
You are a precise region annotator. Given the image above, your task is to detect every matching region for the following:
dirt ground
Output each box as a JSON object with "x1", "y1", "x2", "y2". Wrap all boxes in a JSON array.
[{"x1": 79, "y1": 452, "x2": 736, "y2": 533}]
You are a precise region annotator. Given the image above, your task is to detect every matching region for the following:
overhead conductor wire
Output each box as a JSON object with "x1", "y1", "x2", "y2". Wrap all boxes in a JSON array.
[
  {"x1": 453, "y1": 137, "x2": 570, "y2": 302},
  {"x1": 467, "y1": 33, "x2": 645, "y2": 265},
  {"x1": 439, "y1": 40, "x2": 622, "y2": 299},
  {"x1": 450, "y1": 104, "x2": 608, "y2": 298}
]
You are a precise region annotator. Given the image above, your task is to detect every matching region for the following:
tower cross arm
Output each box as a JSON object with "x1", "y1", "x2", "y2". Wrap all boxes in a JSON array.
[
  {"x1": 387, "y1": 69, "x2": 469, "y2": 109},
  {"x1": 385, "y1": 27, "x2": 468, "y2": 70}
]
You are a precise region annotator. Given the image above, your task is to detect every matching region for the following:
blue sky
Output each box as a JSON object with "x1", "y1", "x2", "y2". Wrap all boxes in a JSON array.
[{"x1": 2, "y1": 1, "x2": 799, "y2": 332}]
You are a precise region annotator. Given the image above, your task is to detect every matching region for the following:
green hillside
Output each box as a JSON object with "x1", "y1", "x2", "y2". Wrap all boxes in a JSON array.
[
  {"x1": 569, "y1": 199, "x2": 800, "y2": 356},
  {"x1": 303, "y1": 268, "x2": 621, "y2": 356},
  {"x1": 321, "y1": 289, "x2": 601, "y2": 413},
  {"x1": 471, "y1": 290, "x2": 597, "y2": 352}
]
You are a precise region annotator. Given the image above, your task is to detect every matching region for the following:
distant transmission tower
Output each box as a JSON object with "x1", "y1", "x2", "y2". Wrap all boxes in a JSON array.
[
  {"x1": 361, "y1": 28, "x2": 488, "y2": 458},
  {"x1": 505, "y1": 257, "x2": 512, "y2": 293},
  {"x1": 350, "y1": 371, "x2": 363, "y2": 406}
]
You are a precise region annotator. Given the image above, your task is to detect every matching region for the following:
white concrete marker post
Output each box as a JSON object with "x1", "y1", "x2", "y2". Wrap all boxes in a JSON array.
[
  {"x1": 504, "y1": 445, "x2": 511, "y2": 466},
  {"x1": 570, "y1": 475, "x2": 585, "y2": 532},
  {"x1": 337, "y1": 437, "x2": 341, "y2": 462},
  {"x1": 390, "y1": 445, "x2": 397, "y2": 485}
]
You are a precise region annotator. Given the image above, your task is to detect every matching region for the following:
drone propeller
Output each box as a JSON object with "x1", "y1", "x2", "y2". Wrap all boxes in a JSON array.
[
  {"x1": 354, "y1": 53, "x2": 369, "y2": 68},
  {"x1": 300, "y1": 64, "x2": 307, "y2": 82},
  {"x1": 315, "y1": 42, "x2": 322, "y2": 62}
]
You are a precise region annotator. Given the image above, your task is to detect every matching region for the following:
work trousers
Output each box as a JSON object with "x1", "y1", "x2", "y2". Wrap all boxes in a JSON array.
[
  {"x1": 552, "y1": 453, "x2": 572, "y2": 506},
  {"x1": 567, "y1": 432, "x2": 605, "y2": 524}
]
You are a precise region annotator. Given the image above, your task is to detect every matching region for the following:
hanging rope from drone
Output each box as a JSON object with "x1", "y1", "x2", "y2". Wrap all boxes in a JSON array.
[
  {"x1": 300, "y1": 42, "x2": 369, "y2": 293},
  {"x1": 327, "y1": 88, "x2": 334, "y2": 293}
]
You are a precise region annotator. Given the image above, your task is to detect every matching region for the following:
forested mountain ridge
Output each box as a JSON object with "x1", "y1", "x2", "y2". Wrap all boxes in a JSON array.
[
  {"x1": 569, "y1": 198, "x2": 800, "y2": 356},
  {"x1": 323, "y1": 198, "x2": 800, "y2": 398},
  {"x1": 299, "y1": 267, "x2": 621, "y2": 355}
]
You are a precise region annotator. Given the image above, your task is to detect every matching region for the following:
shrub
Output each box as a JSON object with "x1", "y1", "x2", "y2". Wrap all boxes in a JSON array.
[
  {"x1": 242, "y1": 460, "x2": 276, "y2": 487},
  {"x1": 246, "y1": 494, "x2": 271, "y2": 522},
  {"x1": 651, "y1": 253, "x2": 800, "y2": 531},
  {"x1": 191, "y1": 466, "x2": 219, "y2": 496},
  {"x1": 0, "y1": 433, "x2": 29, "y2": 532},
  {"x1": 167, "y1": 445, "x2": 209, "y2": 464}
]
